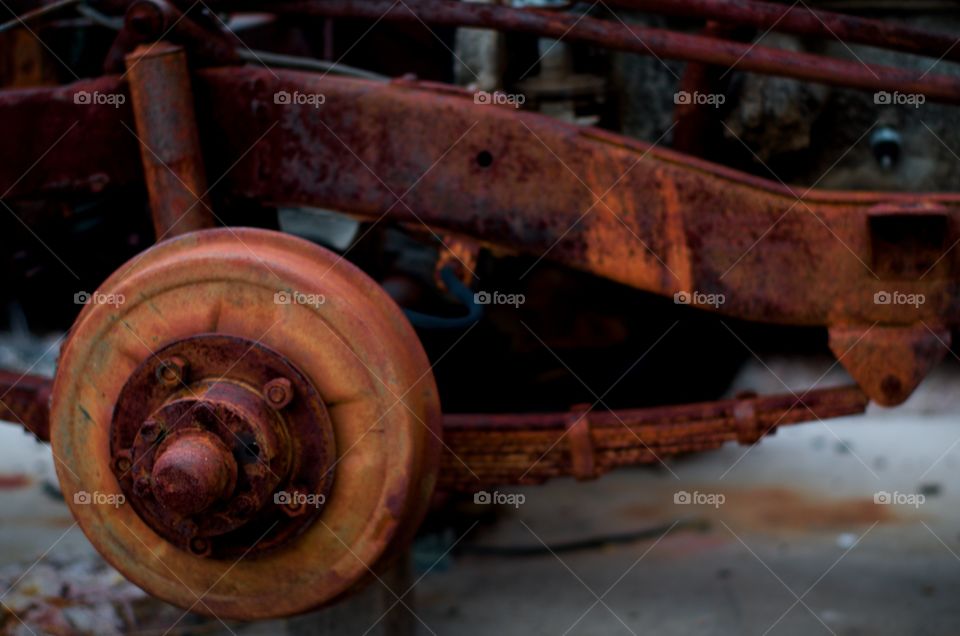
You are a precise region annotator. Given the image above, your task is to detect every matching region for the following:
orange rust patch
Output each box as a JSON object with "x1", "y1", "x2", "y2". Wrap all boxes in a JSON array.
[
  {"x1": 622, "y1": 486, "x2": 906, "y2": 535},
  {"x1": 721, "y1": 487, "x2": 901, "y2": 532}
]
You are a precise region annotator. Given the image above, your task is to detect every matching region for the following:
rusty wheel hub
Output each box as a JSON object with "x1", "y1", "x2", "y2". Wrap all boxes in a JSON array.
[
  {"x1": 111, "y1": 334, "x2": 335, "y2": 558},
  {"x1": 50, "y1": 228, "x2": 442, "y2": 619}
]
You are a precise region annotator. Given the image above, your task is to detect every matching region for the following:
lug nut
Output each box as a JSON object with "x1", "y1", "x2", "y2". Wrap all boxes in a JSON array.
[
  {"x1": 263, "y1": 377, "x2": 294, "y2": 409},
  {"x1": 155, "y1": 356, "x2": 188, "y2": 387},
  {"x1": 140, "y1": 418, "x2": 161, "y2": 443},
  {"x1": 114, "y1": 455, "x2": 132, "y2": 474}
]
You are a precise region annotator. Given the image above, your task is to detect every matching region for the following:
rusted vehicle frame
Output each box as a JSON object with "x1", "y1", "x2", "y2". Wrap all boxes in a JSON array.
[
  {"x1": 2, "y1": 66, "x2": 954, "y2": 403},
  {"x1": 1, "y1": 0, "x2": 956, "y2": 617}
]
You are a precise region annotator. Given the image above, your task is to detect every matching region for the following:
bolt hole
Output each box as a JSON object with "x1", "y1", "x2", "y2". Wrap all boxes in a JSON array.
[{"x1": 476, "y1": 150, "x2": 493, "y2": 168}]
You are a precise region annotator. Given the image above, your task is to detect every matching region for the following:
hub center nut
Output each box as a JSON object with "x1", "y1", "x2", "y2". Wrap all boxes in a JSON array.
[{"x1": 151, "y1": 430, "x2": 237, "y2": 516}]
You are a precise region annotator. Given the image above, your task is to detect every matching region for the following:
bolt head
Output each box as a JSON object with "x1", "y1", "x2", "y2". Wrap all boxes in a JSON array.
[
  {"x1": 263, "y1": 377, "x2": 294, "y2": 409},
  {"x1": 156, "y1": 356, "x2": 188, "y2": 387},
  {"x1": 114, "y1": 456, "x2": 132, "y2": 474}
]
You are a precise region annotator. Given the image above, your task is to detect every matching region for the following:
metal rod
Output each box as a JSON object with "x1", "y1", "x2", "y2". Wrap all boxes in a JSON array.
[
  {"x1": 125, "y1": 42, "x2": 216, "y2": 239},
  {"x1": 610, "y1": 0, "x2": 960, "y2": 63},
  {"x1": 239, "y1": 0, "x2": 960, "y2": 104}
]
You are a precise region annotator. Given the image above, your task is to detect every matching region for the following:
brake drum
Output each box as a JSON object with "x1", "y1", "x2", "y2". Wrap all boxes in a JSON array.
[{"x1": 50, "y1": 228, "x2": 441, "y2": 619}]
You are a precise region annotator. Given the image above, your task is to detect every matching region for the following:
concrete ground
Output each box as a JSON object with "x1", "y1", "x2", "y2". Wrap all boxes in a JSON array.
[{"x1": 1, "y1": 350, "x2": 959, "y2": 634}]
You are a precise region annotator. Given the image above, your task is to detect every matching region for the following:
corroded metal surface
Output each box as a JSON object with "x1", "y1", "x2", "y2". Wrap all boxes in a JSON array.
[
  {"x1": 438, "y1": 385, "x2": 868, "y2": 490},
  {"x1": 48, "y1": 228, "x2": 442, "y2": 619},
  {"x1": 2, "y1": 368, "x2": 867, "y2": 491},
  {"x1": 0, "y1": 69, "x2": 956, "y2": 405},
  {"x1": 610, "y1": 0, "x2": 960, "y2": 63},
  {"x1": 829, "y1": 325, "x2": 950, "y2": 407},
  {"x1": 110, "y1": 334, "x2": 336, "y2": 559},
  {"x1": 0, "y1": 370, "x2": 50, "y2": 441},
  {"x1": 125, "y1": 42, "x2": 215, "y2": 238},
  {"x1": 241, "y1": 0, "x2": 960, "y2": 103}
]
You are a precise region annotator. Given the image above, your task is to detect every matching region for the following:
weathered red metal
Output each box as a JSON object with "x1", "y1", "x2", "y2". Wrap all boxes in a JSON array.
[
  {"x1": 0, "y1": 69, "x2": 954, "y2": 403},
  {"x1": 671, "y1": 20, "x2": 740, "y2": 156},
  {"x1": 829, "y1": 325, "x2": 950, "y2": 407},
  {"x1": 124, "y1": 42, "x2": 216, "y2": 238},
  {"x1": 105, "y1": 0, "x2": 240, "y2": 72},
  {"x1": 1, "y1": 366, "x2": 868, "y2": 491},
  {"x1": 110, "y1": 334, "x2": 336, "y2": 558},
  {"x1": 49, "y1": 228, "x2": 442, "y2": 619},
  {"x1": 438, "y1": 385, "x2": 868, "y2": 489},
  {"x1": 240, "y1": 0, "x2": 960, "y2": 104},
  {"x1": 610, "y1": 0, "x2": 960, "y2": 63},
  {"x1": 0, "y1": 370, "x2": 50, "y2": 441}
]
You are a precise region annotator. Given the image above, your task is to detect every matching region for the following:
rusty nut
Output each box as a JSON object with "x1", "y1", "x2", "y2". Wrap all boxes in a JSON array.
[
  {"x1": 155, "y1": 356, "x2": 188, "y2": 387},
  {"x1": 263, "y1": 377, "x2": 294, "y2": 409}
]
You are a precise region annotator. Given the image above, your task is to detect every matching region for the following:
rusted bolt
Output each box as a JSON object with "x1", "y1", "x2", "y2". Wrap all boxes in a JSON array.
[
  {"x1": 281, "y1": 493, "x2": 308, "y2": 518},
  {"x1": 155, "y1": 356, "x2": 188, "y2": 387},
  {"x1": 262, "y1": 377, "x2": 294, "y2": 409},
  {"x1": 113, "y1": 454, "x2": 132, "y2": 474},
  {"x1": 151, "y1": 431, "x2": 237, "y2": 516},
  {"x1": 134, "y1": 476, "x2": 152, "y2": 497},
  {"x1": 188, "y1": 536, "x2": 211, "y2": 556},
  {"x1": 139, "y1": 418, "x2": 161, "y2": 443}
]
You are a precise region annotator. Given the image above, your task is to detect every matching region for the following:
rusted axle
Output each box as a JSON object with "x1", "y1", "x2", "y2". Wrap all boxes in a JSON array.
[{"x1": 0, "y1": 370, "x2": 50, "y2": 441}]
